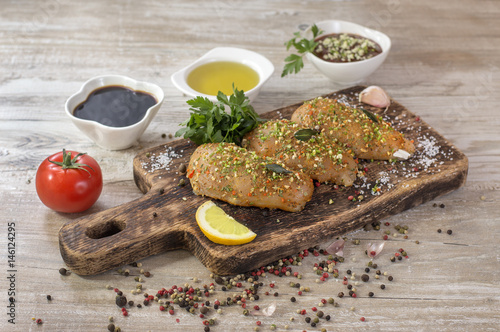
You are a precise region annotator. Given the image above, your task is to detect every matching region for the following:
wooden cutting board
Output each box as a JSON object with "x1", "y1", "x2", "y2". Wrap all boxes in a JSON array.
[{"x1": 59, "y1": 86, "x2": 468, "y2": 276}]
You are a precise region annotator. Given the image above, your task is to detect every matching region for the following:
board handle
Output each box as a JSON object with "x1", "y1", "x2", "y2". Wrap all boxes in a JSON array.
[{"x1": 58, "y1": 189, "x2": 192, "y2": 275}]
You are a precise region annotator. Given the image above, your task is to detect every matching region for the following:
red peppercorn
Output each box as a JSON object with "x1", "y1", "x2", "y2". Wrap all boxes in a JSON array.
[
  {"x1": 256, "y1": 321, "x2": 261, "y2": 326},
  {"x1": 360, "y1": 317, "x2": 365, "y2": 321},
  {"x1": 312, "y1": 307, "x2": 317, "y2": 312},
  {"x1": 36, "y1": 318, "x2": 43, "y2": 325},
  {"x1": 322, "y1": 272, "x2": 329, "y2": 278},
  {"x1": 321, "y1": 299, "x2": 327, "y2": 304},
  {"x1": 122, "y1": 310, "x2": 128, "y2": 316},
  {"x1": 199, "y1": 314, "x2": 204, "y2": 318},
  {"x1": 348, "y1": 195, "x2": 354, "y2": 201},
  {"x1": 269, "y1": 283, "x2": 275, "y2": 288},
  {"x1": 298, "y1": 291, "x2": 302, "y2": 296},
  {"x1": 169, "y1": 309, "x2": 174, "y2": 315},
  {"x1": 370, "y1": 251, "x2": 377, "y2": 256},
  {"x1": 159, "y1": 305, "x2": 165, "y2": 311},
  {"x1": 300, "y1": 309, "x2": 306, "y2": 315},
  {"x1": 383, "y1": 235, "x2": 388, "y2": 240},
  {"x1": 254, "y1": 305, "x2": 260, "y2": 310}
]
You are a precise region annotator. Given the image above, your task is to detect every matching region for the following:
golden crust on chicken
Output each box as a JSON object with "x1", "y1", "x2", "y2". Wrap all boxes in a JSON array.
[
  {"x1": 243, "y1": 119, "x2": 357, "y2": 186},
  {"x1": 291, "y1": 98, "x2": 415, "y2": 160},
  {"x1": 187, "y1": 143, "x2": 314, "y2": 212}
]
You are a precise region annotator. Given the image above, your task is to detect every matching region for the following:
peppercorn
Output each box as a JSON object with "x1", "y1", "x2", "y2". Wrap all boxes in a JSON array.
[
  {"x1": 290, "y1": 297, "x2": 296, "y2": 302},
  {"x1": 437, "y1": 229, "x2": 442, "y2": 233},
  {"x1": 325, "y1": 314, "x2": 331, "y2": 321},
  {"x1": 369, "y1": 292, "x2": 374, "y2": 297},
  {"x1": 346, "y1": 269, "x2": 352, "y2": 275},
  {"x1": 305, "y1": 317, "x2": 311, "y2": 323},
  {"x1": 317, "y1": 311, "x2": 324, "y2": 318},
  {"x1": 440, "y1": 204, "x2": 445, "y2": 208},
  {"x1": 46, "y1": 295, "x2": 52, "y2": 301},
  {"x1": 311, "y1": 322, "x2": 317, "y2": 327},
  {"x1": 107, "y1": 324, "x2": 115, "y2": 332},
  {"x1": 447, "y1": 229, "x2": 452, "y2": 235},
  {"x1": 338, "y1": 292, "x2": 344, "y2": 298},
  {"x1": 380, "y1": 284, "x2": 386, "y2": 289},
  {"x1": 204, "y1": 326, "x2": 210, "y2": 332},
  {"x1": 388, "y1": 276, "x2": 394, "y2": 281},
  {"x1": 59, "y1": 267, "x2": 68, "y2": 276},
  {"x1": 361, "y1": 274, "x2": 369, "y2": 282},
  {"x1": 200, "y1": 306, "x2": 209, "y2": 315},
  {"x1": 365, "y1": 267, "x2": 370, "y2": 273},
  {"x1": 115, "y1": 295, "x2": 127, "y2": 308}
]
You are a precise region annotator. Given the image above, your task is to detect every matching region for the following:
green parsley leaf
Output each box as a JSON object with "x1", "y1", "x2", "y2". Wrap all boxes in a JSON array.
[
  {"x1": 282, "y1": 24, "x2": 323, "y2": 77},
  {"x1": 175, "y1": 86, "x2": 263, "y2": 146}
]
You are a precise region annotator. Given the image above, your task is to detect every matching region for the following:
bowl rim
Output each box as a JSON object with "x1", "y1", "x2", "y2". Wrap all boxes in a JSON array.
[
  {"x1": 65, "y1": 74, "x2": 165, "y2": 132},
  {"x1": 170, "y1": 47, "x2": 275, "y2": 100},
  {"x1": 304, "y1": 19, "x2": 391, "y2": 67}
]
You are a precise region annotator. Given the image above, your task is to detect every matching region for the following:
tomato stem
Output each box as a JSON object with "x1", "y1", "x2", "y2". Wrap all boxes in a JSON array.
[{"x1": 48, "y1": 149, "x2": 95, "y2": 177}]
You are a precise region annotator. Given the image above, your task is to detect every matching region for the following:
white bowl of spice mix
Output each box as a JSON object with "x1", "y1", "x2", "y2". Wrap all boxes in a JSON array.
[
  {"x1": 171, "y1": 47, "x2": 274, "y2": 103},
  {"x1": 65, "y1": 75, "x2": 164, "y2": 150},
  {"x1": 305, "y1": 20, "x2": 391, "y2": 85}
]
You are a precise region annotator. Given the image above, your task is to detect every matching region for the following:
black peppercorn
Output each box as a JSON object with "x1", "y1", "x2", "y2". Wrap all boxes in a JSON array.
[
  {"x1": 365, "y1": 267, "x2": 370, "y2": 273},
  {"x1": 338, "y1": 292, "x2": 344, "y2": 298},
  {"x1": 447, "y1": 229, "x2": 452, "y2": 235},
  {"x1": 115, "y1": 295, "x2": 127, "y2": 307},
  {"x1": 305, "y1": 317, "x2": 311, "y2": 323},
  {"x1": 59, "y1": 267, "x2": 68, "y2": 276},
  {"x1": 361, "y1": 274, "x2": 370, "y2": 282},
  {"x1": 369, "y1": 292, "x2": 374, "y2": 297},
  {"x1": 381, "y1": 284, "x2": 386, "y2": 289},
  {"x1": 325, "y1": 315, "x2": 331, "y2": 321},
  {"x1": 290, "y1": 297, "x2": 296, "y2": 302},
  {"x1": 437, "y1": 229, "x2": 442, "y2": 233},
  {"x1": 388, "y1": 276, "x2": 394, "y2": 281},
  {"x1": 46, "y1": 295, "x2": 52, "y2": 301},
  {"x1": 346, "y1": 269, "x2": 352, "y2": 275},
  {"x1": 107, "y1": 323, "x2": 115, "y2": 332}
]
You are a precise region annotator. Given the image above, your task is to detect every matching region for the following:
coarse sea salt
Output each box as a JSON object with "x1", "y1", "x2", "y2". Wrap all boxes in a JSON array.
[{"x1": 141, "y1": 146, "x2": 183, "y2": 173}]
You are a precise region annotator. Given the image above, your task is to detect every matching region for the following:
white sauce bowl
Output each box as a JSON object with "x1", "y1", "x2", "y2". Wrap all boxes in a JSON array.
[
  {"x1": 305, "y1": 20, "x2": 391, "y2": 85},
  {"x1": 65, "y1": 75, "x2": 164, "y2": 150},
  {"x1": 171, "y1": 47, "x2": 274, "y2": 103}
]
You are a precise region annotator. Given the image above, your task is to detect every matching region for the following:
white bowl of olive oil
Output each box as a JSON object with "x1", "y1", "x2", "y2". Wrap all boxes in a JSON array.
[{"x1": 171, "y1": 47, "x2": 274, "y2": 103}]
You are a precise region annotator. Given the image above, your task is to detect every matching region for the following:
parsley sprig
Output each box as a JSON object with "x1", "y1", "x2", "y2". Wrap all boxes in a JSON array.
[
  {"x1": 282, "y1": 24, "x2": 323, "y2": 77},
  {"x1": 175, "y1": 86, "x2": 263, "y2": 146}
]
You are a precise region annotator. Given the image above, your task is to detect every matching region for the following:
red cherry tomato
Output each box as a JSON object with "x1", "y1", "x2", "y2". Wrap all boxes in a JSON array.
[{"x1": 36, "y1": 149, "x2": 103, "y2": 213}]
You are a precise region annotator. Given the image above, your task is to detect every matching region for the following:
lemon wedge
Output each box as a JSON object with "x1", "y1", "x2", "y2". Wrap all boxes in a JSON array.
[{"x1": 196, "y1": 201, "x2": 257, "y2": 245}]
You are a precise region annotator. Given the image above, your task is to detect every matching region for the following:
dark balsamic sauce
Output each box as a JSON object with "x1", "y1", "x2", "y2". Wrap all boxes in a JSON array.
[{"x1": 74, "y1": 86, "x2": 157, "y2": 128}]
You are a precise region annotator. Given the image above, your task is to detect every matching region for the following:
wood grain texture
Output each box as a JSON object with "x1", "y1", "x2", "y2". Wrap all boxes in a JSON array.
[
  {"x1": 1, "y1": 0, "x2": 499, "y2": 331},
  {"x1": 59, "y1": 86, "x2": 468, "y2": 276}
]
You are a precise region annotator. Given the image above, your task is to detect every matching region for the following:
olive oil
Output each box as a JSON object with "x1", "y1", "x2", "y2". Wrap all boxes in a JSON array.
[{"x1": 187, "y1": 61, "x2": 259, "y2": 96}]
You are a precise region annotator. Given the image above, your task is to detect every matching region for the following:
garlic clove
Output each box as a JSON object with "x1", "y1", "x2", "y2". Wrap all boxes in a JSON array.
[
  {"x1": 393, "y1": 149, "x2": 411, "y2": 160},
  {"x1": 358, "y1": 86, "x2": 391, "y2": 108}
]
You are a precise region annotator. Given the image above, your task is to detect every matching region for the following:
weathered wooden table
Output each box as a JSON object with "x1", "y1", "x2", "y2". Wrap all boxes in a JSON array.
[{"x1": 1, "y1": 0, "x2": 499, "y2": 331}]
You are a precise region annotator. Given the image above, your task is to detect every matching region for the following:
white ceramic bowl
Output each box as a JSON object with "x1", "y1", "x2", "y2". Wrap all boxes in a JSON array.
[
  {"x1": 304, "y1": 20, "x2": 391, "y2": 85},
  {"x1": 171, "y1": 47, "x2": 274, "y2": 103},
  {"x1": 65, "y1": 75, "x2": 164, "y2": 150}
]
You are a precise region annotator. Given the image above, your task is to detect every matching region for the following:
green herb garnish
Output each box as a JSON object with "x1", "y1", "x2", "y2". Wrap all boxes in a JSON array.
[
  {"x1": 361, "y1": 108, "x2": 379, "y2": 123},
  {"x1": 282, "y1": 24, "x2": 323, "y2": 77},
  {"x1": 294, "y1": 128, "x2": 319, "y2": 141},
  {"x1": 265, "y1": 163, "x2": 292, "y2": 174},
  {"x1": 175, "y1": 86, "x2": 263, "y2": 145}
]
